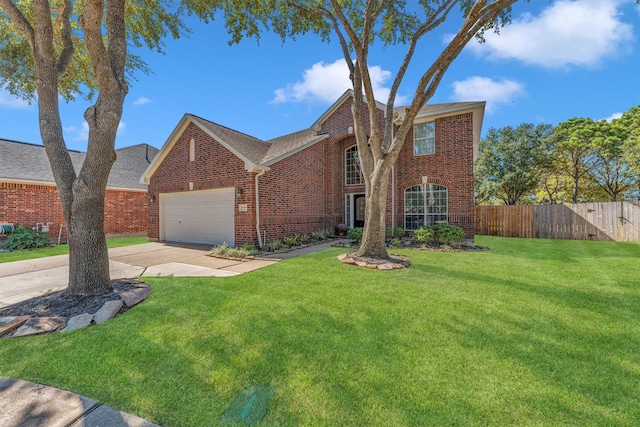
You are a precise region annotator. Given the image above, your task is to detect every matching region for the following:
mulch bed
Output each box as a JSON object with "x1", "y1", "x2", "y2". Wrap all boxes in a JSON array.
[{"x1": 0, "y1": 280, "x2": 138, "y2": 319}]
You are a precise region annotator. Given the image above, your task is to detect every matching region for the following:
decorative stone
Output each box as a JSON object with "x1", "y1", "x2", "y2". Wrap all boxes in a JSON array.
[
  {"x1": 337, "y1": 253, "x2": 348, "y2": 261},
  {"x1": 366, "y1": 264, "x2": 378, "y2": 269},
  {"x1": 392, "y1": 263, "x2": 404, "y2": 269},
  {"x1": 120, "y1": 286, "x2": 151, "y2": 307},
  {"x1": 356, "y1": 261, "x2": 368, "y2": 267},
  {"x1": 93, "y1": 300, "x2": 123, "y2": 324},
  {"x1": 0, "y1": 316, "x2": 32, "y2": 336},
  {"x1": 378, "y1": 263, "x2": 395, "y2": 270},
  {"x1": 118, "y1": 278, "x2": 146, "y2": 286},
  {"x1": 61, "y1": 313, "x2": 94, "y2": 332},
  {"x1": 13, "y1": 317, "x2": 66, "y2": 337}
]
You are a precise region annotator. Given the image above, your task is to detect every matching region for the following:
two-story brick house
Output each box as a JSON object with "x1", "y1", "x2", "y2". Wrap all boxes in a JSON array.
[{"x1": 141, "y1": 90, "x2": 484, "y2": 246}]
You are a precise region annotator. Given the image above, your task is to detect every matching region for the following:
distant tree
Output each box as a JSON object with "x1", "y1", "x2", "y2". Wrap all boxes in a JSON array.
[
  {"x1": 587, "y1": 119, "x2": 635, "y2": 201},
  {"x1": 0, "y1": 0, "x2": 214, "y2": 294},
  {"x1": 220, "y1": 0, "x2": 521, "y2": 261},
  {"x1": 475, "y1": 123, "x2": 553, "y2": 205},
  {"x1": 614, "y1": 106, "x2": 640, "y2": 200},
  {"x1": 553, "y1": 118, "x2": 603, "y2": 204}
]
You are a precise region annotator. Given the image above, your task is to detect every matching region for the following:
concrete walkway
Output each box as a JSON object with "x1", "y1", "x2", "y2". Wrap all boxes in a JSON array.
[
  {"x1": 0, "y1": 377, "x2": 161, "y2": 427},
  {"x1": 0, "y1": 239, "x2": 346, "y2": 427},
  {"x1": 0, "y1": 242, "x2": 280, "y2": 309}
]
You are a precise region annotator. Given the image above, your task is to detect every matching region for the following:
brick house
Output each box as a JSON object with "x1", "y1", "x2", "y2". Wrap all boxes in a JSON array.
[
  {"x1": 142, "y1": 90, "x2": 484, "y2": 246},
  {"x1": 0, "y1": 139, "x2": 158, "y2": 240}
]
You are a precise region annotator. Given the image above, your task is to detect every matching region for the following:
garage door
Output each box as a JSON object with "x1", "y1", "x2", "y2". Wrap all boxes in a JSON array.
[{"x1": 161, "y1": 188, "x2": 235, "y2": 246}]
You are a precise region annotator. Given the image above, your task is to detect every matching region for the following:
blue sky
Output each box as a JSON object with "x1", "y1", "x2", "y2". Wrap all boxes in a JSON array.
[{"x1": 1, "y1": 0, "x2": 639, "y2": 152}]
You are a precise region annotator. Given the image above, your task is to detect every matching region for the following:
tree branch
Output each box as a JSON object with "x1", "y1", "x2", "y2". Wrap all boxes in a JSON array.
[
  {"x1": 0, "y1": 0, "x2": 35, "y2": 48},
  {"x1": 56, "y1": 0, "x2": 75, "y2": 77}
]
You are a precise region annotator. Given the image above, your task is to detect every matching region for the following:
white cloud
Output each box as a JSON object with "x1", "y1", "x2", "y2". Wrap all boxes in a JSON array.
[
  {"x1": 133, "y1": 97, "x2": 151, "y2": 106},
  {"x1": 0, "y1": 88, "x2": 32, "y2": 109},
  {"x1": 68, "y1": 121, "x2": 126, "y2": 142},
  {"x1": 468, "y1": 0, "x2": 634, "y2": 68},
  {"x1": 272, "y1": 58, "x2": 408, "y2": 105},
  {"x1": 604, "y1": 112, "x2": 623, "y2": 122},
  {"x1": 451, "y1": 76, "x2": 526, "y2": 113}
]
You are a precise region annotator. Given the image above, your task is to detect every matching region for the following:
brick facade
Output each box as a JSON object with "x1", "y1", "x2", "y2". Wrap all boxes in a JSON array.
[
  {"x1": 0, "y1": 181, "x2": 149, "y2": 239},
  {"x1": 147, "y1": 96, "x2": 479, "y2": 246}
]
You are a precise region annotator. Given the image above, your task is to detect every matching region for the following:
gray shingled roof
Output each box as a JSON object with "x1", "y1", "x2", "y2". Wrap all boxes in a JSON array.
[
  {"x1": 0, "y1": 138, "x2": 158, "y2": 190},
  {"x1": 263, "y1": 129, "x2": 328, "y2": 165},
  {"x1": 189, "y1": 115, "x2": 270, "y2": 165}
]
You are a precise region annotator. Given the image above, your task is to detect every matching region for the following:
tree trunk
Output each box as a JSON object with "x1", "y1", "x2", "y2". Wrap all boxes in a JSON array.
[
  {"x1": 65, "y1": 182, "x2": 111, "y2": 294},
  {"x1": 354, "y1": 165, "x2": 391, "y2": 259}
]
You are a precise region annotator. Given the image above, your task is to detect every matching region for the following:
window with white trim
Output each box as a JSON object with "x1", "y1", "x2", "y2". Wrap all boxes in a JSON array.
[
  {"x1": 404, "y1": 184, "x2": 448, "y2": 230},
  {"x1": 413, "y1": 121, "x2": 435, "y2": 156},
  {"x1": 345, "y1": 145, "x2": 364, "y2": 185}
]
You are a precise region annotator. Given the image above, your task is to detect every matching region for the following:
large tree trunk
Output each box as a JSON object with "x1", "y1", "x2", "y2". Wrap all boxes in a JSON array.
[
  {"x1": 65, "y1": 183, "x2": 111, "y2": 294},
  {"x1": 354, "y1": 163, "x2": 392, "y2": 259}
]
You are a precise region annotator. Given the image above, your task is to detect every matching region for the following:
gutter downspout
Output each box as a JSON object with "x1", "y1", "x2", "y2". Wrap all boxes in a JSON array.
[
  {"x1": 255, "y1": 168, "x2": 267, "y2": 248},
  {"x1": 391, "y1": 124, "x2": 395, "y2": 228}
]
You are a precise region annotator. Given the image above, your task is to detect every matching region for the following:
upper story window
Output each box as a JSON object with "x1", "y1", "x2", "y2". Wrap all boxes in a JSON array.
[
  {"x1": 414, "y1": 121, "x2": 435, "y2": 156},
  {"x1": 189, "y1": 139, "x2": 195, "y2": 162},
  {"x1": 345, "y1": 145, "x2": 364, "y2": 186}
]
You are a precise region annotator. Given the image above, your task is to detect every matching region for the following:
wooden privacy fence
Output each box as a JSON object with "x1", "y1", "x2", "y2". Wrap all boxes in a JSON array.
[{"x1": 475, "y1": 202, "x2": 640, "y2": 242}]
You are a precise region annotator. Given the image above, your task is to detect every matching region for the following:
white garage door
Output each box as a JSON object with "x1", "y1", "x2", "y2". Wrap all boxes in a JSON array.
[{"x1": 161, "y1": 188, "x2": 235, "y2": 246}]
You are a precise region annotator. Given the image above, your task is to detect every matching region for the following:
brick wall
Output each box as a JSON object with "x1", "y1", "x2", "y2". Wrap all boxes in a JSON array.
[
  {"x1": 0, "y1": 181, "x2": 149, "y2": 239},
  {"x1": 395, "y1": 113, "x2": 476, "y2": 237},
  {"x1": 147, "y1": 101, "x2": 476, "y2": 246}
]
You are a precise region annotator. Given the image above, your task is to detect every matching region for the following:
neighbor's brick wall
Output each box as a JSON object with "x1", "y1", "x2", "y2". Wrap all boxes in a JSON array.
[
  {"x1": 0, "y1": 182, "x2": 149, "y2": 238},
  {"x1": 395, "y1": 112, "x2": 476, "y2": 237}
]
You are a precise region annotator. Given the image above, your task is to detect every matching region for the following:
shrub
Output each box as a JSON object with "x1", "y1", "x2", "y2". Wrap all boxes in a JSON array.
[
  {"x1": 386, "y1": 226, "x2": 405, "y2": 239},
  {"x1": 4, "y1": 225, "x2": 51, "y2": 251},
  {"x1": 209, "y1": 242, "x2": 230, "y2": 256},
  {"x1": 264, "y1": 239, "x2": 282, "y2": 252},
  {"x1": 413, "y1": 227, "x2": 435, "y2": 246},
  {"x1": 347, "y1": 227, "x2": 363, "y2": 243},
  {"x1": 432, "y1": 224, "x2": 465, "y2": 246},
  {"x1": 282, "y1": 237, "x2": 295, "y2": 247}
]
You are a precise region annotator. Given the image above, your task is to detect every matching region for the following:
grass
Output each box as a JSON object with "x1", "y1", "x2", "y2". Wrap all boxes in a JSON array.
[
  {"x1": 0, "y1": 236, "x2": 639, "y2": 426},
  {"x1": 0, "y1": 236, "x2": 149, "y2": 263}
]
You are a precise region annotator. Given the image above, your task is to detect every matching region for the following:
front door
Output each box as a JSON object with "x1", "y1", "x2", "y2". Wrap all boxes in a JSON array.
[{"x1": 354, "y1": 194, "x2": 365, "y2": 228}]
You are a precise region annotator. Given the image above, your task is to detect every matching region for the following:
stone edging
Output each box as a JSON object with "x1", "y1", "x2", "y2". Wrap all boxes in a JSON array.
[
  {"x1": 0, "y1": 279, "x2": 151, "y2": 339},
  {"x1": 337, "y1": 253, "x2": 411, "y2": 270}
]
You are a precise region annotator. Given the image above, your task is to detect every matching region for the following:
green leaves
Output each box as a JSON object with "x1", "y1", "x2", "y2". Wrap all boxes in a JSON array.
[{"x1": 475, "y1": 123, "x2": 553, "y2": 205}]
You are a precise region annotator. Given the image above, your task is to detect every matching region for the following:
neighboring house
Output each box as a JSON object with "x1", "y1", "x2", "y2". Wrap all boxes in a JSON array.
[
  {"x1": 142, "y1": 90, "x2": 484, "y2": 246},
  {"x1": 0, "y1": 139, "x2": 159, "y2": 239}
]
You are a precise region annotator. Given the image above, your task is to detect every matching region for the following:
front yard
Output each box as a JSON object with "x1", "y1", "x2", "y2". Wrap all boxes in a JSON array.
[{"x1": 0, "y1": 236, "x2": 638, "y2": 426}]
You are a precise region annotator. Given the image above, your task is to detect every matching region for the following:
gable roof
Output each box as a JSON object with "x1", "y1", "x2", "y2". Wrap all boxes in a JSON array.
[
  {"x1": 0, "y1": 138, "x2": 158, "y2": 191},
  {"x1": 142, "y1": 93, "x2": 486, "y2": 183}
]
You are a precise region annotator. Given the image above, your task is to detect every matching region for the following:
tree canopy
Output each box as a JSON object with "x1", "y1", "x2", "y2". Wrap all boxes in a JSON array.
[
  {"x1": 0, "y1": 0, "x2": 216, "y2": 294},
  {"x1": 475, "y1": 123, "x2": 553, "y2": 205}
]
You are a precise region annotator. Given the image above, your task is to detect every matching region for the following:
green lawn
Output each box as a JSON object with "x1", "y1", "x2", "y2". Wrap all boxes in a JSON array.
[
  {"x1": 0, "y1": 236, "x2": 638, "y2": 426},
  {"x1": 0, "y1": 236, "x2": 149, "y2": 263}
]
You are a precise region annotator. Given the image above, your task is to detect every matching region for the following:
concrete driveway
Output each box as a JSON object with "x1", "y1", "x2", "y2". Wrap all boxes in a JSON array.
[{"x1": 0, "y1": 242, "x2": 279, "y2": 309}]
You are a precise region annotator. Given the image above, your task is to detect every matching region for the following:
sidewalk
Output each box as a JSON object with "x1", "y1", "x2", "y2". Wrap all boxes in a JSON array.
[{"x1": 0, "y1": 377, "x2": 161, "y2": 427}]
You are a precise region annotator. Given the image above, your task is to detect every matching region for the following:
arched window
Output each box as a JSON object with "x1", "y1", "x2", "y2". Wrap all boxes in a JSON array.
[
  {"x1": 404, "y1": 184, "x2": 448, "y2": 230},
  {"x1": 345, "y1": 145, "x2": 363, "y2": 185}
]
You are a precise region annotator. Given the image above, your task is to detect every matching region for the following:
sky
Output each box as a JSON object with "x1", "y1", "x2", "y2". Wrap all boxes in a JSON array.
[{"x1": 1, "y1": 0, "x2": 639, "y2": 152}]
